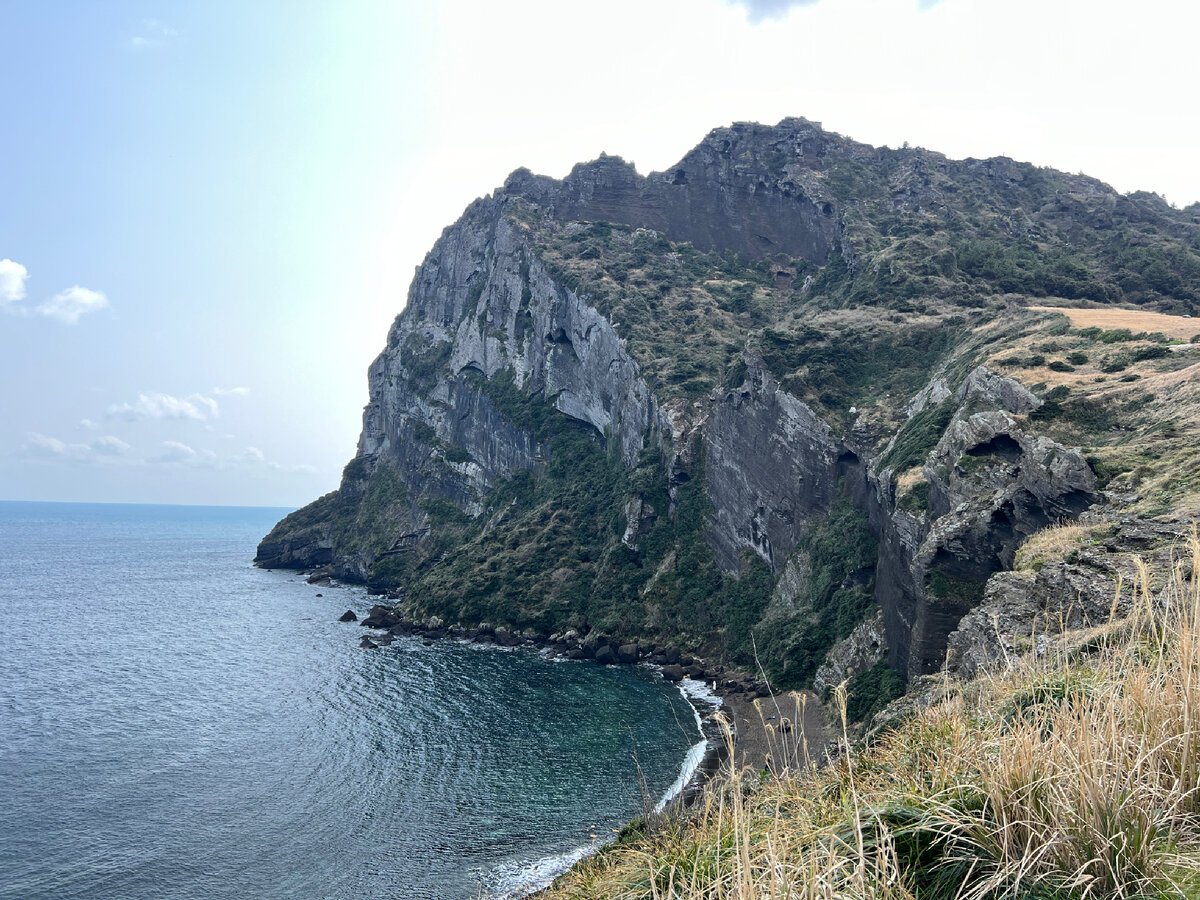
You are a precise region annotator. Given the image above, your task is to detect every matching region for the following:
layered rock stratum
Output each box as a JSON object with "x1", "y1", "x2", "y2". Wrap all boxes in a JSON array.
[{"x1": 258, "y1": 118, "x2": 1200, "y2": 702}]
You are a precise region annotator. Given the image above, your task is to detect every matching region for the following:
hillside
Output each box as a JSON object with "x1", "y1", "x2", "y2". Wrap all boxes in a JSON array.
[
  {"x1": 537, "y1": 538, "x2": 1200, "y2": 898},
  {"x1": 257, "y1": 117, "x2": 1200, "y2": 713}
]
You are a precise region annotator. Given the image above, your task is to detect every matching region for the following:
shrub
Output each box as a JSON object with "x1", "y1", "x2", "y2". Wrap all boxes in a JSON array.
[{"x1": 844, "y1": 662, "x2": 906, "y2": 722}]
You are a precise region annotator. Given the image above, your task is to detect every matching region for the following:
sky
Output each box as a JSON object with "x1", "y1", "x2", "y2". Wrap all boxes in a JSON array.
[{"x1": 2, "y1": 0, "x2": 1198, "y2": 508}]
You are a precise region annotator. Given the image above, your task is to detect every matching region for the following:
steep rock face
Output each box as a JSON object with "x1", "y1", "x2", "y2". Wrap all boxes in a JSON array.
[
  {"x1": 364, "y1": 204, "x2": 661, "y2": 480},
  {"x1": 704, "y1": 361, "x2": 839, "y2": 573},
  {"x1": 505, "y1": 118, "x2": 843, "y2": 264},
  {"x1": 260, "y1": 199, "x2": 669, "y2": 578},
  {"x1": 255, "y1": 116, "x2": 1200, "y2": 689}
]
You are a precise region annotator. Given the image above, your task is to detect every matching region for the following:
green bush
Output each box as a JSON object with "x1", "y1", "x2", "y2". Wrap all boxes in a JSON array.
[
  {"x1": 897, "y1": 480, "x2": 931, "y2": 514},
  {"x1": 881, "y1": 400, "x2": 955, "y2": 474},
  {"x1": 845, "y1": 662, "x2": 906, "y2": 722}
]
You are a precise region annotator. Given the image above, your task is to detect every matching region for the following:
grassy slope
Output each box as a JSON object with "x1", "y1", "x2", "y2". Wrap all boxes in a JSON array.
[{"x1": 538, "y1": 538, "x2": 1200, "y2": 900}]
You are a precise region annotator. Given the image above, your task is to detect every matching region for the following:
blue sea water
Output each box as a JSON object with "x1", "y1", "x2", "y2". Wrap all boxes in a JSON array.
[{"x1": 0, "y1": 502, "x2": 703, "y2": 900}]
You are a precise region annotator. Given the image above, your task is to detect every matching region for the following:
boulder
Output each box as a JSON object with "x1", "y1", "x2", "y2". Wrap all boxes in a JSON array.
[
  {"x1": 494, "y1": 627, "x2": 522, "y2": 647},
  {"x1": 594, "y1": 644, "x2": 617, "y2": 666},
  {"x1": 617, "y1": 643, "x2": 640, "y2": 664},
  {"x1": 661, "y1": 664, "x2": 685, "y2": 682},
  {"x1": 360, "y1": 605, "x2": 400, "y2": 629},
  {"x1": 338, "y1": 609, "x2": 357, "y2": 623}
]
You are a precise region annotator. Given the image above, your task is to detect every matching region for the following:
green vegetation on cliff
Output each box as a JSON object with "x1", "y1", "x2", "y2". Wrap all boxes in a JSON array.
[{"x1": 364, "y1": 372, "x2": 872, "y2": 687}]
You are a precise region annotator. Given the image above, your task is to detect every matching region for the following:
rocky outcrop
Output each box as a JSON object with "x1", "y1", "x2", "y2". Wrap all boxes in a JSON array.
[
  {"x1": 813, "y1": 608, "x2": 887, "y2": 694},
  {"x1": 505, "y1": 118, "x2": 844, "y2": 264},
  {"x1": 945, "y1": 516, "x2": 1188, "y2": 680},
  {"x1": 870, "y1": 367, "x2": 1100, "y2": 678}
]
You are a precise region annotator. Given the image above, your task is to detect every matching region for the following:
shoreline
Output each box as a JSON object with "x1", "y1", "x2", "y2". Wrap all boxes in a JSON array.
[{"x1": 281, "y1": 570, "x2": 833, "y2": 896}]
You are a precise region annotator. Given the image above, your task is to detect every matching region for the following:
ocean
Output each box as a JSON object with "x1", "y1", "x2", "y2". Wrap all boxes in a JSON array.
[{"x1": 0, "y1": 501, "x2": 707, "y2": 900}]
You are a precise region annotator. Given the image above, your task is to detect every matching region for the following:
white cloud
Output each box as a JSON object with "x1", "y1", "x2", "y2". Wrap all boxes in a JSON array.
[
  {"x1": 154, "y1": 440, "x2": 197, "y2": 462},
  {"x1": 24, "y1": 429, "x2": 312, "y2": 475},
  {"x1": 91, "y1": 435, "x2": 132, "y2": 455},
  {"x1": 26, "y1": 432, "x2": 131, "y2": 462},
  {"x1": 38, "y1": 286, "x2": 108, "y2": 324},
  {"x1": 212, "y1": 386, "x2": 250, "y2": 397},
  {"x1": 107, "y1": 391, "x2": 220, "y2": 421},
  {"x1": 151, "y1": 440, "x2": 216, "y2": 466},
  {"x1": 239, "y1": 444, "x2": 316, "y2": 474},
  {"x1": 26, "y1": 433, "x2": 87, "y2": 460},
  {"x1": 131, "y1": 19, "x2": 178, "y2": 50},
  {"x1": 80, "y1": 418, "x2": 98, "y2": 430},
  {"x1": 0, "y1": 259, "x2": 29, "y2": 306},
  {"x1": 0, "y1": 262, "x2": 109, "y2": 324}
]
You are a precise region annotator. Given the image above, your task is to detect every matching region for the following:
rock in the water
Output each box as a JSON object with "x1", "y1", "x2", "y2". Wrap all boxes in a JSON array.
[
  {"x1": 361, "y1": 605, "x2": 400, "y2": 629},
  {"x1": 617, "y1": 643, "x2": 639, "y2": 664},
  {"x1": 338, "y1": 609, "x2": 357, "y2": 623},
  {"x1": 594, "y1": 645, "x2": 617, "y2": 666},
  {"x1": 360, "y1": 636, "x2": 378, "y2": 649},
  {"x1": 661, "y1": 664, "x2": 685, "y2": 682}
]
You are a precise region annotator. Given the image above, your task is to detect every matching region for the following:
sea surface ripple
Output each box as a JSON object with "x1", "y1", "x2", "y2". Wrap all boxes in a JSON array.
[{"x1": 0, "y1": 502, "x2": 701, "y2": 900}]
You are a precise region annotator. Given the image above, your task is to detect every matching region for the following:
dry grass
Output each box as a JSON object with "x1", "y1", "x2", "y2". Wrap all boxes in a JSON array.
[
  {"x1": 534, "y1": 535, "x2": 1200, "y2": 900},
  {"x1": 1013, "y1": 523, "x2": 1104, "y2": 572},
  {"x1": 1027, "y1": 307, "x2": 1200, "y2": 342},
  {"x1": 895, "y1": 467, "x2": 926, "y2": 495}
]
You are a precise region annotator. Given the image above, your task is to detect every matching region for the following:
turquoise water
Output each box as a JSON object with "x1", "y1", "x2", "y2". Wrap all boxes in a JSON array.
[{"x1": 0, "y1": 502, "x2": 701, "y2": 899}]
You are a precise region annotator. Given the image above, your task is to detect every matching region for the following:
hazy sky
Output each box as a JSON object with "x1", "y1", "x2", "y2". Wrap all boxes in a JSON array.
[{"x1": 2, "y1": 0, "x2": 1197, "y2": 508}]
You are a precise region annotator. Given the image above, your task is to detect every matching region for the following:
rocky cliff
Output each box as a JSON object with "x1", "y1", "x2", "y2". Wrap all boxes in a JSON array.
[{"x1": 259, "y1": 117, "x2": 1200, "y2": 702}]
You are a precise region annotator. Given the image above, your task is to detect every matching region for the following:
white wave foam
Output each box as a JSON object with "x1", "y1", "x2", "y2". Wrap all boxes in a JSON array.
[
  {"x1": 653, "y1": 737, "x2": 707, "y2": 814},
  {"x1": 487, "y1": 844, "x2": 594, "y2": 899},
  {"x1": 651, "y1": 677, "x2": 723, "y2": 813},
  {"x1": 677, "y1": 675, "x2": 723, "y2": 715}
]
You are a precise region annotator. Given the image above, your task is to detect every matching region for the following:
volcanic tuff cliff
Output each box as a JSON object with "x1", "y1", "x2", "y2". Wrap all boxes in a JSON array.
[{"x1": 258, "y1": 118, "x2": 1200, "y2": 702}]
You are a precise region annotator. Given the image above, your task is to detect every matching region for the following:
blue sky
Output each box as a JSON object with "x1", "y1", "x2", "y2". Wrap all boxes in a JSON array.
[{"x1": 2, "y1": 0, "x2": 1197, "y2": 507}]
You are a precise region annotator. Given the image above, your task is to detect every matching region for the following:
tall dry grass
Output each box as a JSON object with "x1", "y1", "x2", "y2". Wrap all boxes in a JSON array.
[{"x1": 537, "y1": 534, "x2": 1200, "y2": 900}]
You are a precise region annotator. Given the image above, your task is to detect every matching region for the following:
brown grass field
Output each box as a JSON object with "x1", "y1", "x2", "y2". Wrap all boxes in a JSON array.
[{"x1": 1028, "y1": 305, "x2": 1200, "y2": 340}]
